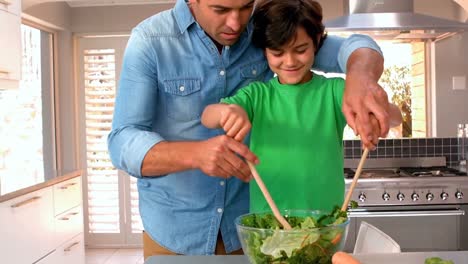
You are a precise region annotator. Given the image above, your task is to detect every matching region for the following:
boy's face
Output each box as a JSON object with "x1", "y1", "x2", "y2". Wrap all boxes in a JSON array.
[
  {"x1": 265, "y1": 27, "x2": 317, "y2": 85},
  {"x1": 189, "y1": 0, "x2": 255, "y2": 47}
]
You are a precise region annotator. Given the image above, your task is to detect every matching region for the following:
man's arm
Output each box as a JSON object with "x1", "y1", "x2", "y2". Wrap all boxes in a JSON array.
[
  {"x1": 141, "y1": 138, "x2": 257, "y2": 182},
  {"x1": 314, "y1": 34, "x2": 389, "y2": 149},
  {"x1": 344, "y1": 48, "x2": 390, "y2": 149}
]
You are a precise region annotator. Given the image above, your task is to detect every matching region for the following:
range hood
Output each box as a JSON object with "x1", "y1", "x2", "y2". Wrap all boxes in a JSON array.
[{"x1": 325, "y1": 0, "x2": 468, "y2": 41}]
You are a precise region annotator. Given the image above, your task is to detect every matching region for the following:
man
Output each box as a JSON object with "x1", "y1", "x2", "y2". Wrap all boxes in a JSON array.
[{"x1": 108, "y1": 0, "x2": 389, "y2": 257}]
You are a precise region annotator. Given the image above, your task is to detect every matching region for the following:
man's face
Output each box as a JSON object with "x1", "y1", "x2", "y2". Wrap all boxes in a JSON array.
[
  {"x1": 265, "y1": 27, "x2": 317, "y2": 85},
  {"x1": 189, "y1": 0, "x2": 255, "y2": 47}
]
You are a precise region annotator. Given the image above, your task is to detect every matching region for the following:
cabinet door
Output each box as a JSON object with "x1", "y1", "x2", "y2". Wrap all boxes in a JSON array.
[
  {"x1": 0, "y1": 9, "x2": 21, "y2": 84},
  {"x1": 36, "y1": 233, "x2": 85, "y2": 264},
  {"x1": 54, "y1": 177, "x2": 82, "y2": 216},
  {"x1": 0, "y1": 188, "x2": 55, "y2": 264},
  {"x1": 55, "y1": 205, "x2": 84, "y2": 247}
]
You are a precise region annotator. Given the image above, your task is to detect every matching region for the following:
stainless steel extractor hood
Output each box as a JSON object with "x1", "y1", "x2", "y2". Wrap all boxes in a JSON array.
[{"x1": 325, "y1": 0, "x2": 468, "y2": 41}]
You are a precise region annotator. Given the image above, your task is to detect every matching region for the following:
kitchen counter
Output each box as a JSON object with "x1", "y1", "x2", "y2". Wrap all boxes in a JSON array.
[{"x1": 144, "y1": 251, "x2": 468, "y2": 264}]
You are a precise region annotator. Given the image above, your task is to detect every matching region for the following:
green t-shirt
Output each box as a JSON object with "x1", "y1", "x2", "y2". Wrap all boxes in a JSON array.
[{"x1": 221, "y1": 73, "x2": 346, "y2": 212}]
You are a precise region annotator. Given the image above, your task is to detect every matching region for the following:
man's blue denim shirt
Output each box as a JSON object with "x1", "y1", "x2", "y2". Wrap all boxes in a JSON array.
[{"x1": 108, "y1": 0, "x2": 382, "y2": 255}]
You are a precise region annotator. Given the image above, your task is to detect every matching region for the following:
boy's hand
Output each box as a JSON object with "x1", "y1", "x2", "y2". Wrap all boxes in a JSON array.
[{"x1": 219, "y1": 104, "x2": 251, "y2": 142}]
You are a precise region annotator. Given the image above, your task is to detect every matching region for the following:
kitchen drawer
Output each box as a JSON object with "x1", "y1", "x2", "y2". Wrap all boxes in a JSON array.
[
  {"x1": 55, "y1": 205, "x2": 83, "y2": 247},
  {"x1": 54, "y1": 177, "x2": 82, "y2": 216},
  {"x1": 36, "y1": 233, "x2": 85, "y2": 264},
  {"x1": 0, "y1": 187, "x2": 55, "y2": 264}
]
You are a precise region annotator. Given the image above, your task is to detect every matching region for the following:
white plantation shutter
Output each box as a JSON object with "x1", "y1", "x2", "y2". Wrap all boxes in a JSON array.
[
  {"x1": 80, "y1": 36, "x2": 142, "y2": 246},
  {"x1": 130, "y1": 176, "x2": 143, "y2": 233},
  {"x1": 84, "y1": 49, "x2": 120, "y2": 233}
]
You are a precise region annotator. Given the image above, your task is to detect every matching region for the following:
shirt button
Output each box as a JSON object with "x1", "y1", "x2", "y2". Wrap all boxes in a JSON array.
[
  {"x1": 179, "y1": 86, "x2": 185, "y2": 92},
  {"x1": 220, "y1": 181, "x2": 225, "y2": 186},
  {"x1": 217, "y1": 208, "x2": 223, "y2": 213},
  {"x1": 225, "y1": 46, "x2": 230, "y2": 50},
  {"x1": 219, "y1": 70, "x2": 225, "y2": 76},
  {"x1": 252, "y1": 69, "x2": 257, "y2": 75}
]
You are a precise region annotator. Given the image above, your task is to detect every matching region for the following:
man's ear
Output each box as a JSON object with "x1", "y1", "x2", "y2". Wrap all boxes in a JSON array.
[{"x1": 315, "y1": 33, "x2": 322, "y2": 52}]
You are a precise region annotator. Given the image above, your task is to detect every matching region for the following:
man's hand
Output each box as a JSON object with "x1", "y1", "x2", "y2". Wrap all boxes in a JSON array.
[
  {"x1": 193, "y1": 135, "x2": 259, "y2": 182},
  {"x1": 343, "y1": 48, "x2": 390, "y2": 149},
  {"x1": 219, "y1": 104, "x2": 252, "y2": 142}
]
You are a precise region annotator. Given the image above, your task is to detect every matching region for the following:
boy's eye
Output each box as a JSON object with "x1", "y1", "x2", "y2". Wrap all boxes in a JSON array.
[
  {"x1": 296, "y1": 49, "x2": 307, "y2": 54},
  {"x1": 270, "y1": 51, "x2": 283, "y2": 57}
]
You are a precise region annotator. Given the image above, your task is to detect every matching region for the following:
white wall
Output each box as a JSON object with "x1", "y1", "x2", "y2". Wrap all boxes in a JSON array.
[
  {"x1": 433, "y1": 32, "x2": 468, "y2": 137},
  {"x1": 71, "y1": 4, "x2": 173, "y2": 33},
  {"x1": 414, "y1": 0, "x2": 468, "y2": 137}
]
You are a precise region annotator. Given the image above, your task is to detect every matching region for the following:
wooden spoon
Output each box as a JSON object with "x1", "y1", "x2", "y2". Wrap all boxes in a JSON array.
[
  {"x1": 341, "y1": 148, "x2": 369, "y2": 212},
  {"x1": 247, "y1": 161, "x2": 292, "y2": 230}
]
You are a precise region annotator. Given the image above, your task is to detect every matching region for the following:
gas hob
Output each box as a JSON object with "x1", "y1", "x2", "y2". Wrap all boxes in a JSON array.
[{"x1": 343, "y1": 157, "x2": 468, "y2": 206}]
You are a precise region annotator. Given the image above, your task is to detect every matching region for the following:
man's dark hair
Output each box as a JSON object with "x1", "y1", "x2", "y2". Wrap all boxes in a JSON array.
[{"x1": 252, "y1": 0, "x2": 327, "y2": 53}]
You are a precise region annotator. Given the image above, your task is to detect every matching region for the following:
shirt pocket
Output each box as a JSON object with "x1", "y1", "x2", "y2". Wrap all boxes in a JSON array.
[
  {"x1": 163, "y1": 78, "x2": 202, "y2": 122},
  {"x1": 240, "y1": 60, "x2": 269, "y2": 81}
]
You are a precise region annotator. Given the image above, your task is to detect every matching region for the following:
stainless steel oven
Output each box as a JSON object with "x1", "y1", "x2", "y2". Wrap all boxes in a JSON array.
[
  {"x1": 344, "y1": 205, "x2": 465, "y2": 252},
  {"x1": 343, "y1": 157, "x2": 468, "y2": 252}
]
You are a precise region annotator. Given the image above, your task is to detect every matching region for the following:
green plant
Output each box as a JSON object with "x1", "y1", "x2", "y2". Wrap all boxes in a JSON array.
[{"x1": 379, "y1": 65, "x2": 412, "y2": 137}]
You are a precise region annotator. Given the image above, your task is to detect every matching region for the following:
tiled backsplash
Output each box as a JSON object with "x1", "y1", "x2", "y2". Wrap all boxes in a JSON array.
[{"x1": 344, "y1": 138, "x2": 461, "y2": 167}]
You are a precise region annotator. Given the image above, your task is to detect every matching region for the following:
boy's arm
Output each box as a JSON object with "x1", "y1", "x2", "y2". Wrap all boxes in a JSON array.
[
  {"x1": 201, "y1": 104, "x2": 229, "y2": 129},
  {"x1": 202, "y1": 103, "x2": 252, "y2": 142}
]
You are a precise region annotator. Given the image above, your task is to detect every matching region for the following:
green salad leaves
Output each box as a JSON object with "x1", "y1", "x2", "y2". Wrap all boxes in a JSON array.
[
  {"x1": 425, "y1": 257, "x2": 454, "y2": 264},
  {"x1": 239, "y1": 206, "x2": 348, "y2": 264}
]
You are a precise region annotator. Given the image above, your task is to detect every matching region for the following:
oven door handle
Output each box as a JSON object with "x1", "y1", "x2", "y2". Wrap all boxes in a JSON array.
[{"x1": 349, "y1": 209, "x2": 465, "y2": 217}]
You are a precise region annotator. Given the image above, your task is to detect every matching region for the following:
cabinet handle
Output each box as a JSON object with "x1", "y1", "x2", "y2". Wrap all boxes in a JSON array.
[
  {"x1": 0, "y1": 69, "x2": 10, "y2": 74},
  {"x1": 59, "y1": 182, "x2": 77, "y2": 189},
  {"x1": 59, "y1": 211, "x2": 79, "y2": 221},
  {"x1": 63, "y1": 241, "x2": 80, "y2": 252},
  {"x1": 0, "y1": 1, "x2": 12, "y2": 6},
  {"x1": 10, "y1": 196, "x2": 41, "y2": 208}
]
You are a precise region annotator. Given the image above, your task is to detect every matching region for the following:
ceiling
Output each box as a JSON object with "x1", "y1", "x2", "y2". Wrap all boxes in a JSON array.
[{"x1": 66, "y1": 0, "x2": 175, "y2": 7}]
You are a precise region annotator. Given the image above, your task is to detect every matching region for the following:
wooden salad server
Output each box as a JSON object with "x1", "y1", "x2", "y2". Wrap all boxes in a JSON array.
[
  {"x1": 341, "y1": 148, "x2": 370, "y2": 212},
  {"x1": 247, "y1": 161, "x2": 292, "y2": 230}
]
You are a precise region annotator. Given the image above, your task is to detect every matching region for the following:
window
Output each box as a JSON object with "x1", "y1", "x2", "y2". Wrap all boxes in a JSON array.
[
  {"x1": 78, "y1": 36, "x2": 142, "y2": 247},
  {"x1": 341, "y1": 39, "x2": 427, "y2": 139},
  {"x1": 0, "y1": 24, "x2": 56, "y2": 195}
]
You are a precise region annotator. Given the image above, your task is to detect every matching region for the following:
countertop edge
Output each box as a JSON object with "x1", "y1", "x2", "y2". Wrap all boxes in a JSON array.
[{"x1": 0, "y1": 170, "x2": 83, "y2": 203}]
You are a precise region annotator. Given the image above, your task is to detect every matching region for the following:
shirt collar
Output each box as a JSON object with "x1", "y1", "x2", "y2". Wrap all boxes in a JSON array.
[{"x1": 174, "y1": 0, "x2": 196, "y2": 34}]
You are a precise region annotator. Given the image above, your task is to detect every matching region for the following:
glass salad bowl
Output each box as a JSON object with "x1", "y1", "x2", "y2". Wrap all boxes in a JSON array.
[{"x1": 235, "y1": 208, "x2": 350, "y2": 264}]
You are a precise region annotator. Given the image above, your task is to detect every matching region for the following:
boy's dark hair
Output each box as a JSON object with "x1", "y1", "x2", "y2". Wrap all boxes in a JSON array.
[{"x1": 252, "y1": 0, "x2": 327, "y2": 53}]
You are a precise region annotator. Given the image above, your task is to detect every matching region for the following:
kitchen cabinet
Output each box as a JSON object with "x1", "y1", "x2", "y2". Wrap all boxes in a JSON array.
[
  {"x1": 0, "y1": 187, "x2": 56, "y2": 264},
  {"x1": 36, "y1": 234, "x2": 85, "y2": 264},
  {"x1": 0, "y1": 0, "x2": 21, "y2": 89},
  {"x1": 0, "y1": 175, "x2": 84, "y2": 264}
]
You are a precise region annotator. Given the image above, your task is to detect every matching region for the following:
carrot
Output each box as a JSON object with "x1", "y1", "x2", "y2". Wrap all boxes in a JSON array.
[
  {"x1": 332, "y1": 251, "x2": 361, "y2": 264},
  {"x1": 331, "y1": 233, "x2": 342, "y2": 245}
]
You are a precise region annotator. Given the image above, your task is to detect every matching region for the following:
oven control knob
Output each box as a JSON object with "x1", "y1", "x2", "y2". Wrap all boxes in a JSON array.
[
  {"x1": 426, "y1": 192, "x2": 434, "y2": 201},
  {"x1": 358, "y1": 193, "x2": 366, "y2": 202},
  {"x1": 455, "y1": 191, "x2": 464, "y2": 200},
  {"x1": 440, "y1": 192, "x2": 449, "y2": 201},
  {"x1": 411, "y1": 192, "x2": 419, "y2": 201},
  {"x1": 382, "y1": 192, "x2": 390, "y2": 201},
  {"x1": 397, "y1": 193, "x2": 405, "y2": 201}
]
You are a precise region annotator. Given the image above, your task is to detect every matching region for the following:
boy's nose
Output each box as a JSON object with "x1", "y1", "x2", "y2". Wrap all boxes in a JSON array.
[{"x1": 226, "y1": 11, "x2": 241, "y2": 32}]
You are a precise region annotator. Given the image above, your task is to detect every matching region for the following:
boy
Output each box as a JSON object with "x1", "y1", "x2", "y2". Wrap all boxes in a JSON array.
[{"x1": 202, "y1": 0, "x2": 402, "y2": 212}]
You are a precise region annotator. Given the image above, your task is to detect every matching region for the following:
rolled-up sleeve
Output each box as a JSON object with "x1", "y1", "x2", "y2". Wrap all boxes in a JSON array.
[
  {"x1": 107, "y1": 29, "x2": 165, "y2": 178},
  {"x1": 313, "y1": 34, "x2": 383, "y2": 73}
]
